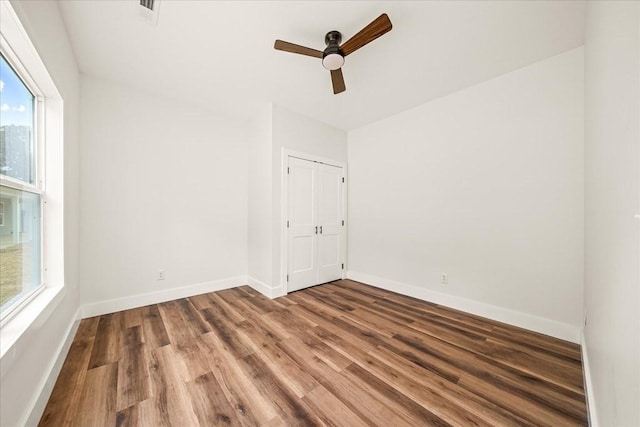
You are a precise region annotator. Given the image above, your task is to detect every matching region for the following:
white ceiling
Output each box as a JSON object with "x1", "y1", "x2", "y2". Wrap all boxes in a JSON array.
[{"x1": 57, "y1": 1, "x2": 585, "y2": 130}]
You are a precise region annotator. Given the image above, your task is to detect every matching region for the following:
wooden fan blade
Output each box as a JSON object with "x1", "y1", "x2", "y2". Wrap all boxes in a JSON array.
[
  {"x1": 274, "y1": 40, "x2": 323, "y2": 58},
  {"x1": 331, "y1": 68, "x2": 346, "y2": 94},
  {"x1": 340, "y1": 13, "x2": 392, "y2": 56}
]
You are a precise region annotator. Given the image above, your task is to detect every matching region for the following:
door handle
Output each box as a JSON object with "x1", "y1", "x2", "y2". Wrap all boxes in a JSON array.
[
  {"x1": 320, "y1": 226, "x2": 323, "y2": 234},
  {"x1": 315, "y1": 226, "x2": 318, "y2": 234}
]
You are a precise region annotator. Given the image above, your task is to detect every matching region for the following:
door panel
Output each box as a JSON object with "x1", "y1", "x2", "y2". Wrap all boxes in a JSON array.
[
  {"x1": 317, "y1": 164, "x2": 343, "y2": 283},
  {"x1": 320, "y1": 234, "x2": 339, "y2": 265},
  {"x1": 292, "y1": 235, "x2": 314, "y2": 271},
  {"x1": 292, "y1": 165, "x2": 314, "y2": 224},
  {"x1": 318, "y1": 165, "x2": 341, "y2": 224},
  {"x1": 287, "y1": 157, "x2": 318, "y2": 292}
]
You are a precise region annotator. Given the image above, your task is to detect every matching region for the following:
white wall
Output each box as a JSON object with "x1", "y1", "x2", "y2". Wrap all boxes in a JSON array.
[
  {"x1": 1, "y1": 1, "x2": 81, "y2": 426},
  {"x1": 584, "y1": 2, "x2": 640, "y2": 426},
  {"x1": 271, "y1": 105, "x2": 348, "y2": 294},
  {"x1": 348, "y1": 48, "x2": 584, "y2": 341},
  {"x1": 80, "y1": 75, "x2": 248, "y2": 314},
  {"x1": 247, "y1": 103, "x2": 273, "y2": 289}
]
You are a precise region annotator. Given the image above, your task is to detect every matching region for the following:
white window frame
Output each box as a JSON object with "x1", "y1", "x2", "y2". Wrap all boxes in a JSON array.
[
  {"x1": 0, "y1": 0, "x2": 65, "y2": 357},
  {"x1": 0, "y1": 39, "x2": 46, "y2": 321}
]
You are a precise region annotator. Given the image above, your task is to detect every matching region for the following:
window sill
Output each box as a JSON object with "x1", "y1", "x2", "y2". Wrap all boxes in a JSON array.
[{"x1": 0, "y1": 284, "x2": 66, "y2": 377}]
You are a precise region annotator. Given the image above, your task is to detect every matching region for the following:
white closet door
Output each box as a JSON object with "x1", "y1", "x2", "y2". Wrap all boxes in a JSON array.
[
  {"x1": 287, "y1": 156, "x2": 344, "y2": 293},
  {"x1": 287, "y1": 157, "x2": 318, "y2": 292},
  {"x1": 317, "y1": 163, "x2": 343, "y2": 283}
]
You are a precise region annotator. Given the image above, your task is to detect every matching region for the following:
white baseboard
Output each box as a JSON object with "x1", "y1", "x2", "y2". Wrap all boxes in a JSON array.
[
  {"x1": 347, "y1": 271, "x2": 580, "y2": 343},
  {"x1": 81, "y1": 276, "x2": 247, "y2": 318},
  {"x1": 24, "y1": 307, "x2": 81, "y2": 426},
  {"x1": 581, "y1": 332, "x2": 598, "y2": 427},
  {"x1": 247, "y1": 276, "x2": 286, "y2": 299}
]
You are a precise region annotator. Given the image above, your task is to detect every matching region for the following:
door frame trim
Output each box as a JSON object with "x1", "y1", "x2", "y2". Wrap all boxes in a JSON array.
[{"x1": 280, "y1": 148, "x2": 347, "y2": 295}]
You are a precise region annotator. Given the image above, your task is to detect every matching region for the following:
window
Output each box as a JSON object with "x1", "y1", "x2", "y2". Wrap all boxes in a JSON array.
[
  {"x1": 0, "y1": 51, "x2": 43, "y2": 318},
  {"x1": 0, "y1": 1, "x2": 64, "y2": 359}
]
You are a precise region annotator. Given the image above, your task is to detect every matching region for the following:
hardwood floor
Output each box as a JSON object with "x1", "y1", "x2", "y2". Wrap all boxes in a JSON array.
[{"x1": 39, "y1": 280, "x2": 587, "y2": 426}]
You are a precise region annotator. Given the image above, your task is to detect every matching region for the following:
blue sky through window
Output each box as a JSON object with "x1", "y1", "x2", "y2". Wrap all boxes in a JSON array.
[{"x1": 0, "y1": 53, "x2": 34, "y2": 127}]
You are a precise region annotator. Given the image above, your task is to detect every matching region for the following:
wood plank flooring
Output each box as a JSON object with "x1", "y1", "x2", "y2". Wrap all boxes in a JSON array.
[{"x1": 39, "y1": 279, "x2": 587, "y2": 426}]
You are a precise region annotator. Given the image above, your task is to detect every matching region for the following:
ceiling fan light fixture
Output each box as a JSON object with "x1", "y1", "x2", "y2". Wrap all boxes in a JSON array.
[
  {"x1": 274, "y1": 14, "x2": 392, "y2": 94},
  {"x1": 322, "y1": 53, "x2": 344, "y2": 70}
]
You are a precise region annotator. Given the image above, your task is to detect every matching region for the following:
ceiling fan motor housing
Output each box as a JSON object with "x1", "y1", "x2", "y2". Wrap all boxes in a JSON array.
[
  {"x1": 324, "y1": 30, "x2": 342, "y2": 46},
  {"x1": 322, "y1": 30, "x2": 345, "y2": 70}
]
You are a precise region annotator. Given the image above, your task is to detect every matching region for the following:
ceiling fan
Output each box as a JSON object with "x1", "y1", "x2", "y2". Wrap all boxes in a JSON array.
[{"x1": 274, "y1": 13, "x2": 392, "y2": 95}]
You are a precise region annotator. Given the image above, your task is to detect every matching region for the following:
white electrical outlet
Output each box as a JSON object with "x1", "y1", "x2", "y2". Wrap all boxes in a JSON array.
[
  {"x1": 441, "y1": 273, "x2": 448, "y2": 284},
  {"x1": 157, "y1": 270, "x2": 165, "y2": 280}
]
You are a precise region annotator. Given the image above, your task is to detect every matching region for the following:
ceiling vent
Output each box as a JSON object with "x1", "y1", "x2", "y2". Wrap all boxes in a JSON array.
[
  {"x1": 140, "y1": 0, "x2": 155, "y2": 11},
  {"x1": 138, "y1": 0, "x2": 160, "y2": 26}
]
